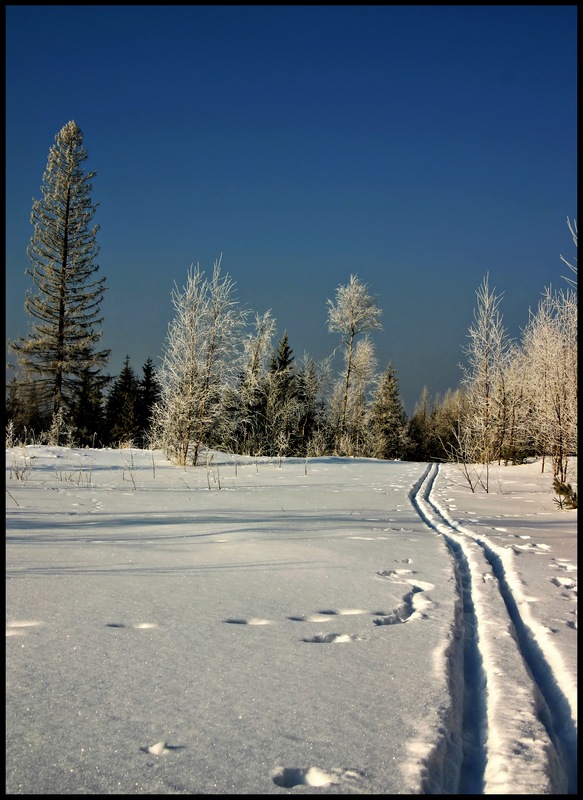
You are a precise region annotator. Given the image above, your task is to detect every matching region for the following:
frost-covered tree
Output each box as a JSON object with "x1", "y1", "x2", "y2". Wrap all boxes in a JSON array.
[
  {"x1": 264, "y1": 332, "x2": 300, "y2": 455},
  {"x1": 329, "y1": 334, "x2": 377, "y2": 456},
  {"x1": 295, "y1": 355, "x2": 330, "y2": 456},
  {"x1": 559, "y1": 216, "x2": 577, "y2": 290},
  {"x1": 327, "y1": 274, "x2": 382, "y2": 452},
  {"x1": 515, "y1": 219, "x2": 577, "y2": 481},
  {"x1": 521, "y1": 285, "x2": 577, "y2": 482},
  {"x1": 457, "y1": 274, "x2": 512, "y2": 488},
  {"x1": 221, "y1": 311, "x2": 276, "y2": 455},
  {"x1": 9, "y1": 121, "x2": 109, "y2": 438},
  {"x1": 153, "y1": 258, "x2": 246, "y2": 465},
  {"x1": 369, "y1": 363, "x2": 409, "y2": 460}
]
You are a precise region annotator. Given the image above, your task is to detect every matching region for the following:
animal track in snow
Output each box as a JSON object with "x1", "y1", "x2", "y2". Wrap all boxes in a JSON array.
[
  {"x1": 271, "y1": 765, "x2": 367, "y2": 788},
  {"x1": 223, "y1": 617, "x2": 272, "y2": 625}
]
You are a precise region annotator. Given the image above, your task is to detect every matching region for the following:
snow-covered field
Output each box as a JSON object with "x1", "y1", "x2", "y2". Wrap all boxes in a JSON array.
[{"x1": 5, "y1": 446, "x2": 577, "y2": 794}]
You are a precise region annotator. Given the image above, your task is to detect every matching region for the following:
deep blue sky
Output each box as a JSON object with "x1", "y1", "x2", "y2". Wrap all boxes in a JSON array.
[{"x1": 6, "y1": 5, "x2": 577, "y2": 414}]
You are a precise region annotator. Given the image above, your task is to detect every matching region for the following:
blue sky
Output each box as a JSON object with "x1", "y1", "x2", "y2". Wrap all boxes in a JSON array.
[{"x1": 5, "y1": 5, "x2": 577, "y2": 414}]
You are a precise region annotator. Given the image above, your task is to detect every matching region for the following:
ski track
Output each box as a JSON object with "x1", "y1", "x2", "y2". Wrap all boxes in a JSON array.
[{"x1": 409, "y1": 463, "x2": 577, "y2": 795}]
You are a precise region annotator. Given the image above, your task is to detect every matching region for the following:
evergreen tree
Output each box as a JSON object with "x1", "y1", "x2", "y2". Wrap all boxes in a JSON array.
[
  {"x1": 5, "y1": 375, "x2": 51, "y2": 443},
  {"x1": 69, "y1": 364, "x2": 109, "y2": 447},
  {"x1": 218, "y1": 311, "x2": 274, "y2": 456},
  {"x1": 295, "y1": 356, "x2": 328, "y2": 456},
  {"x1": 369, "y1": 363, "x2": 409, "y2": 459},
  {"x1": 9, "y1": 121, "x2": 109, "y2": 437},
  {"x1": 137, "y1": 358, "x2": 161, "y2": 447},
  {"x1": 105, "y1": 356, "x2": 141, "y2": 446},
  {"x1": 265, "y1": 332, "x2": 299, "y2": 455}
]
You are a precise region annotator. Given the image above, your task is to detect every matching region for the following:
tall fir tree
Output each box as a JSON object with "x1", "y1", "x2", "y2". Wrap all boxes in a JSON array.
[
  {"x1": 265, "y1": 332, "x2": 299, "y2": 454},
  {"x1": 69, "y1": 365, "x2": 109, "y2": 447},
  {"x1": 9, "y1": 121, "x2": 109, "y2": 440},
  {"x1": 105, "y1": 356, "x2": 141, "y2": 446},
  {"x1": 369, "y1": 363, "x2": 409, "y2": 460},
  {"x1": 137, "y1": 358, "x2": 161, "y2": 447}
]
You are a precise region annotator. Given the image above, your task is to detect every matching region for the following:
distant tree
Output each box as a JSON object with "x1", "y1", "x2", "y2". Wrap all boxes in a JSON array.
[
  {"x1": 264, "y1": 332, "x2": 300, "y2": 455},
  {"x1": 69, "y1": 364, "x2": 109, "y2": 447},
  {"x1": 105, "y1": 356, "x2": 141, "y2": 446},
  {"x1": 295, "y1": 355, "x2": 330, "y2": 456},
  {"x1": 221, "y1": 311, "x2": 275, "y2": 455},
  {"x1": 327, "y1": 275, "x2": 382, "y2": 453},
  {"x1": 8, "y1": 120, "x2": 109, "y2": 442},
  {"x1": 137, "y1": 358, "x2": 161, "y2": 447},
  {"x1": 369, "y1": 363, "x2": 409, "y2": 459},
  {"x1": 5, "y1": 375, "x2": 51, "y2": 443}
]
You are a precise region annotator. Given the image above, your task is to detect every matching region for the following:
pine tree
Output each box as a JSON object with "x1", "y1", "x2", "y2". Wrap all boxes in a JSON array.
[
  {"x1": 369, "y1": 363, "x2": 409, "y2": 460},
  {"x1": 5, "y1": 375, "x2": 51, "y2": 443},
  {"x1": 105, "y1": 356, "x2": 141, "y2": 446},
  {"x1": 69, "y1": 365, "x2": 109, "y2": 447},
  {"x1": 265, "y1": 332, "x2": 299, "y2": 455},
  {"x1": 295, "y1": 356, "x2": 328, "y2": 456},
  {"x1": 9, "y1": 121, "x2": 109, "y2": 437},
  {"x1": 137, "y1": 358, "x2": 161, "y2": 447}
]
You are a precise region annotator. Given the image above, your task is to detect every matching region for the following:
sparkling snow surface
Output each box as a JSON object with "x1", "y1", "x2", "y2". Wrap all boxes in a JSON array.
[{"x1": 5, "y1": 447, "x2": 577, "y2": 794}]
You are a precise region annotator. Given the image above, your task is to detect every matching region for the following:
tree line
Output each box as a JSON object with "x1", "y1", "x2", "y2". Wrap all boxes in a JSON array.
[{"x1": 6, "y1": 122, "x2": 578, "y2": 489}]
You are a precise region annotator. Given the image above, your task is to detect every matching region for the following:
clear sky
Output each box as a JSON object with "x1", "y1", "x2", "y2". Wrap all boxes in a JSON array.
[{"x1": 5, "y1": 5, "x2": 577, "y2": 414}]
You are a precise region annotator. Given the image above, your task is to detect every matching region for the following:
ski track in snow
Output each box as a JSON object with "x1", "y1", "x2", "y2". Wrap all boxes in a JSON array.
[
  {"x1": 6, "y1": 450, "x2": 577, "y2": 794},
  {"x1": 408, "y1": 463, "x2": 577, "y2": 795}
]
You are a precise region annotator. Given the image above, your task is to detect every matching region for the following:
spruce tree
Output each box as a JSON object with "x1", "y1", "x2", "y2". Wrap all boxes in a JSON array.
[
  {"x1": 105, "y1": 356, "x2": 141, "y2": 446},
  {"x1": 265, "y1": 332, "x2": 299, "y2": 455},
  {"x1": 9, "y1": 120, "x2": 109, "y2": 437},
  {"x1": 69, "y1": 365, "x2": 109, "y2": 447},
  {"x1": 138, "y1": 358, "x2": 161, "y2": 447},
  {"x1": 369, "y1": 363, "x2": 409, "y2": 460}
]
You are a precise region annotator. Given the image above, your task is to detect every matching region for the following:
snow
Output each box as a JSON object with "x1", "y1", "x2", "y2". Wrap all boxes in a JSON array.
[{"x1": 5, "y1": 446, "x2": 577, "y2": 794}]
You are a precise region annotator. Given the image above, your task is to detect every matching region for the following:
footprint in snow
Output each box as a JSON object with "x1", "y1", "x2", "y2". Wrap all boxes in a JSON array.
[
  {"x1": 105, "y1": 622, "x2": 159, "y2": 629},
  {"x1": 6, "y1": 620, "x2": 43, "y2": 636},
  {"x1": 140, "y1": 741, "x2": 186, "y2": 756},
  {"x1": 302, "y1": 632, "x2": 358, "y2": 643},
  {"x1": 271, "y1": 765, "x2": 366, "y2": 788}
]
